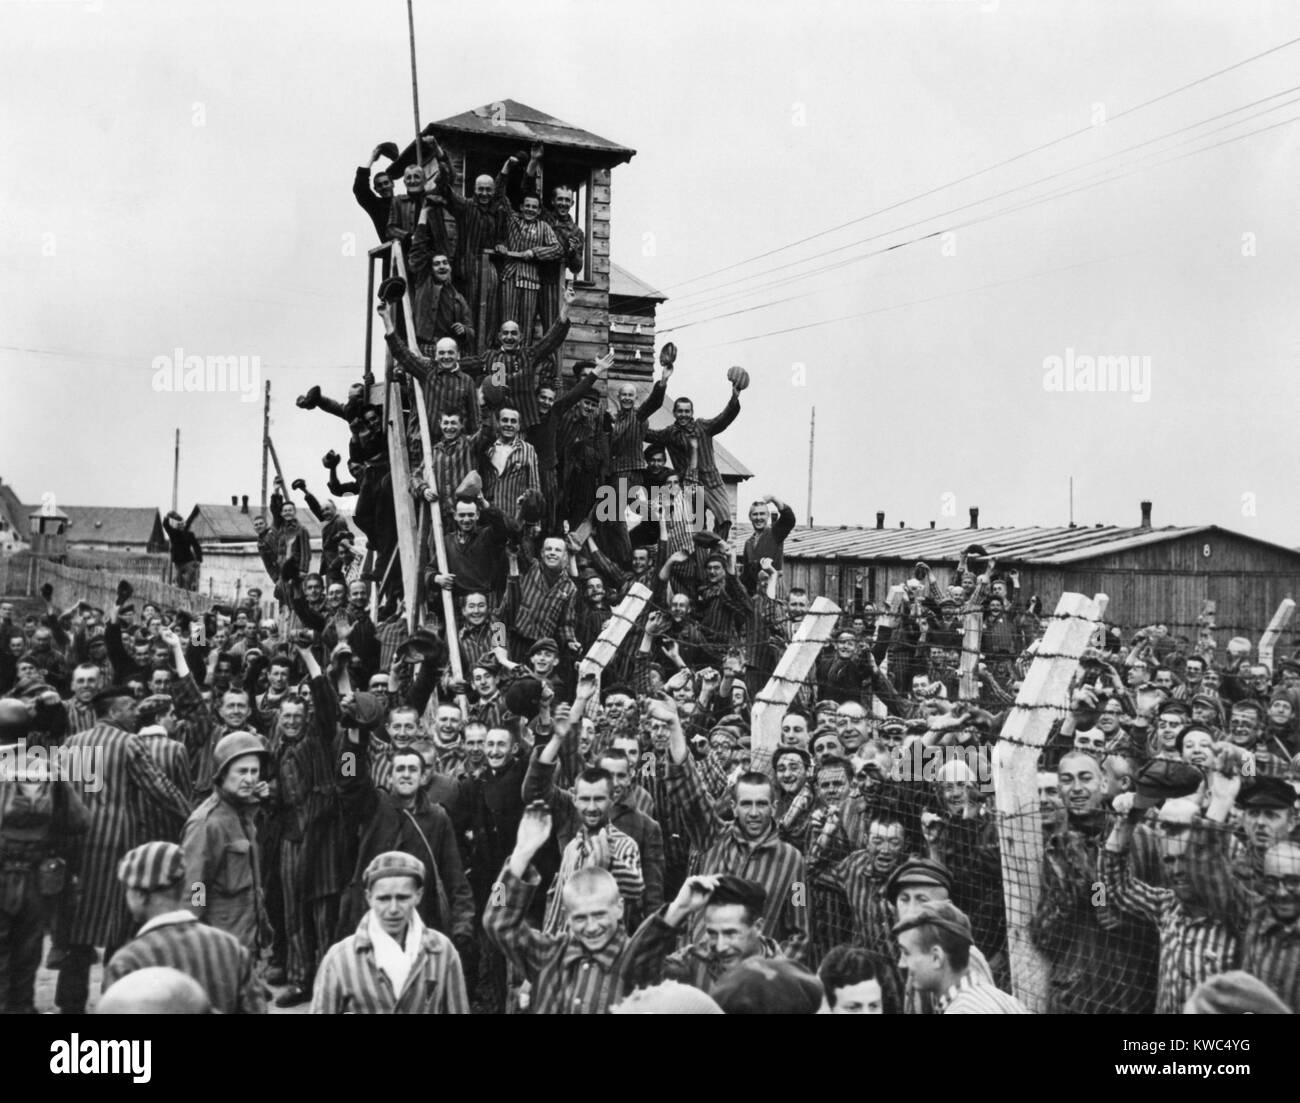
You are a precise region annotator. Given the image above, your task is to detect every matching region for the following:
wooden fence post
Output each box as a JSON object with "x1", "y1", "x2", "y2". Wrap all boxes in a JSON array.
[{"x1": 992, "y1": 591, "x2": 1104, "y2": 1014}]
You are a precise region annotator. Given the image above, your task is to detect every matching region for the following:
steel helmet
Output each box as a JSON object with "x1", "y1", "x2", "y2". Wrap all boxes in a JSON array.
[{"x1": 212, "y1": 731, "x2": 268, "y2": 780}]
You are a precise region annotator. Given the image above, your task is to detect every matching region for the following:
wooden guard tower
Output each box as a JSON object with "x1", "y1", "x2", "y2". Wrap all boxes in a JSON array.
[{"x1": 392, "y1": 98, "x2": 657, "y2": 395}]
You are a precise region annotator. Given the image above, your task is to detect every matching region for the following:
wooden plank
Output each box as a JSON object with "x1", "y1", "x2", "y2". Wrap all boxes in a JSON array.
[
  {"x1": 592, "y1": 168, "x2": 611, "y2": 186},
  {"x1": 958, "y1": 609, "x2": 983, "y2": 701},
  {"x1": 591, "y1": 222, "x2": 611, "y2": 241},
  {"x1": 384, "y1": 382, "x2": 422, "y2": 635},
  {"x1": 992, "y1": 591, "x2": 1102, "y2": 1014},
  {"x1": 752, "y1": 596, "x2": 841, "y2": 756},
  {"x1": 1258, "y1": 598, "x2": 1296, "y2": 673},
  {"x1": 592, "y1": 184, "x2": 611, "y2": 203},
  {"x1": 579, "y1": 583, "x2": 652, "y2": 680},
  {"x1": 592, "y1": 202, "x2": 611, "y2": 220},
  {"x1": 566, "y1": 322, "x2": 610, "y2": 345}
]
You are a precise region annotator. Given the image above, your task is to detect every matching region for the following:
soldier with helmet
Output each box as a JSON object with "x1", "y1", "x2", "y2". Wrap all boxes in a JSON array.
[{"x1": 180, "y1": 730, "x2": 270, "y2": 952}]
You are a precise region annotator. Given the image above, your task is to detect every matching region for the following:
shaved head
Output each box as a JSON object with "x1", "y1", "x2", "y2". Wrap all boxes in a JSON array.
[{"x1": 97, "y1": 967, "x2": 211, "y2": 1014}]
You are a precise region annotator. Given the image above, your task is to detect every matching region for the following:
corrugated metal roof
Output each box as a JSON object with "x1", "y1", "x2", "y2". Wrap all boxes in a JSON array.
[
  {"x1": 187, "y1": 504, "x2": 322, "y2": 543},
  {"x1": 33, "y1": 506, "x2": 165, "y2": 548},
  {"x1": 726, "y1": 522, "x2": 1300, "y2": 565},
  {"x1": 644, "y1": 406, "x2": 753, "y2": 481},
  {"x1": 418, "y1": 100, "x2": 636, "y2": 164},
  {"x1": 609, "y1": 263, "x2": 666, "y2": 303}
]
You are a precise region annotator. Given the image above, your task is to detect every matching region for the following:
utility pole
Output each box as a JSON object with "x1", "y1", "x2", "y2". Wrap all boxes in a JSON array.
[
  {"x1": 261, "y1": 380, "x2": 271, "y2": 517},
  {"x1": 1069, "y1": 475, "x2": 1074, "y2": 526},
  {"x1": 171, "y1": 429, "x2": 180, "y2": 513},
  {"x1": 407, "y1": 0, "x2": 422, "y2": 168},
  {"x1": 806, "y1": 407, "x2": 815, "y2": 527}
]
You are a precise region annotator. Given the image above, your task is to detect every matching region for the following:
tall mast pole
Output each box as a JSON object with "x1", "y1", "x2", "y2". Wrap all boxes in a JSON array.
[{"x1": 806, "y1": 406, "x2": 815, "y2": 527}]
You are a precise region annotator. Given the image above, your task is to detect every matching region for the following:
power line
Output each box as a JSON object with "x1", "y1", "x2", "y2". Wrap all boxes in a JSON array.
[
  {"x1": 662, "y1": 82, "x2": 1300, "y2": 322},
  {"x1": 657, "y1": 34, "x2": 1300, "y2": 295},
  {"x1": 686, "y1": 110, "x2": 1300, "y2": 346}
]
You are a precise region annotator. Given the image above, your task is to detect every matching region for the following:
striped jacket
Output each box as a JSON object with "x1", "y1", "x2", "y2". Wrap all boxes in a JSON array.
[
  {"x1": 542, "y1": 823, "x2": 644, "y2": 936},
  {"x1": 937, "y1": 972, "x2": 1031, "y2": 1014},
  {"x1": 506, "y1": 561, "x2": 577, "y2": 645},
  {"x1": 665, "y1": 754, "x2": 809, "y2": 958},
  {"x1": 624, "y1": 906, "x2": 783, "y2": 993},
  {"x1": 134, "y1": 731, "x2": 192, "y2": 844},
  {"x1": 104, "y1": 910, "x2": 266, "y2": 1013},
  {"x1": 643, "y1": 394, "x2": 740, "y2": 491},
  {"x1": 500, "y1": 213, "x2": 562, "y2": 290},
  {"x1": 482, "y1": 437, "x2": 540, "y2": 518},
  {"x1": 312, "y1": 915, "x2": 469, "y2": 1014},
  {"x1": 387, "y1": 332, "x2": 480, "y2": 433},
  {"x1": 465, "y1": 318, "x2": 571, "y2": 431},
  {"x1": 62, "y1": 698, "x2": 97, "y2": 735},
  {"x1": 609, "y1": 380, "x2": 667, "y2": 474},
  {"x1": 63, "y1": 722, "x2": 194, "y2": 947},
  {"x1": 1101, "y1": 824, "x2": 1250, "y2": 1015},
  {"x1": 1241, "y1": 904, "x2": 1300, "y2": 1013},
  {"x1": 483, "y1": 867, "x2": 660, "y2": 1014}
]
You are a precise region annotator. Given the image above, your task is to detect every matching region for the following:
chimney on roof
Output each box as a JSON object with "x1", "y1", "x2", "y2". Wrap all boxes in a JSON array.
[
  {"x1": 876, "y1": 512, "x2": 885, "y2": 529},
  {"x1": 969, "y1": 507, "x2": 979, "y2": 530},
  {"x1": 241, "y1": 495, "x2": 249, "y2": 515},
  {"x1": 899, "y1": 521, "x2": 905, "y2": 529},
  {"x1": 1140, "y1": 500, "x2": 1152, "y2": 529},
  {"x1": 930, "y1": 520, "x2": 935, "y2": 529},
  {"x1": 230, "y1": 495, "x2": 238, "y2": 506}
]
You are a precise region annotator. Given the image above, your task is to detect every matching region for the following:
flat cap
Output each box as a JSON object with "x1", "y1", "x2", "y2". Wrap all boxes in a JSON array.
[
  {"x1": 528, "y1": 637, "x2": 559, "y2": 657},
  {"x1": 117, "y1": 842, "x2": 185, "y2": 891},
  {"x1": 1133, "y1": 758, "x2": 1204, "y2": 810},
  {"x1": 892, "y1": 899, "x2": 973, "y2": 945},
  {"x1": 884, "y1": 857, "x2": 953, "y2": 900},
  {"x1": 363, "y1": 850, "x2": 425, "y2": 888},
  {"x1": 1237, "y1": 775, "x2": 1297, "y2": 811}
]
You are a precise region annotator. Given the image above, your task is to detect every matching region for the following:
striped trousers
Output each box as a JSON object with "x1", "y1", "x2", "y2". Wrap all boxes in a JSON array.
[
  {"x1": 500, "y1": 281, "x2": 540, "y2": 340},
  {"x1": 279, "y1": 837, "x2": 336, "y2": 990}
]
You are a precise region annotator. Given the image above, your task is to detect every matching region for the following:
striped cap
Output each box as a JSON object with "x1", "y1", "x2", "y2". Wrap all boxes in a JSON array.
[
  {"x1": 363, "y1": 850, "x2": 425, "y2": 888},
  {"x1": 117, "y1": 842, "x2": 185, "y2": 891}
]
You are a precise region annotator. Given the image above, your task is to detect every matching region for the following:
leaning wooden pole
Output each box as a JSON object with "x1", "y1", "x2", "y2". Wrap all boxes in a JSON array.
[
  {"x1": 1258, "y1": 598, "x2": 1295, "y2": 674},
  {"x1": 751, "y1": 596, "x2": 841, "y2": 760},
  {"x1": 992, "y1": 591, "x2": 1104, "y2": 1014}
]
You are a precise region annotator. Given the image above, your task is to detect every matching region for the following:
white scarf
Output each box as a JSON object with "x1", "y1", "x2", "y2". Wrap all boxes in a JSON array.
[{"x1": 367, "y1": 909, "x2": 425, "y2": 998}]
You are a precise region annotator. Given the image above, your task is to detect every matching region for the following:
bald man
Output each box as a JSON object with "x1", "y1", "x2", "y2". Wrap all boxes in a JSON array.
[
  {"x1": 608, "y1": 359, "x2": 670, "y2": 495},
  {"x1": 97, "y1": 966, "x2": 211, "y2": 1015},
  {"x1": 484, "y1": 804, "x2": 661, "y2": 1014},
  {"x1": 381, "y1": 302, "x2": 480, "y2": 441},
  {"x1": 429, "y1": 136, "x2": 510, "y2": 343}
]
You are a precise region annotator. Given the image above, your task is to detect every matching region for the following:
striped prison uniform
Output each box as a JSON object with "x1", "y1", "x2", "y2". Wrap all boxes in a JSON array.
[
  {"x1": 266, "y1": 675, "x2": 348, "y2": 989},
  {"x1": 643, "y1": 394, "x2": 741, "y2": 524},
  {"x1": 312, "y1": 915, "x2": 469, "y2": 1014},
  {"x1": 541, "y1": 823, "x2": 645, "y2": 936},
  {"x1": 171, "y1": 672, "x2": 242, "y2": 801},
  {"x1": 813, "y1": 850, "x2": 897, "y2": 958},
  {"x1": 506, "y1": 562, "x2": 577, "y2": 649},
  {"x1": 63, "y1": 698, "x2": 96, "y2": 735},
  {"x1": 483, "y1": 437, "x2": 541, "y2": 519},
  {"x1": 386, "y1": 331, "x2": 481, "y2": 437},
  {"x1": 62, "y1": 723, "x2": 194, "y2": 948},
  {"x1": 134, "y1": 731, "x2": 192, "y2": 845},
  {"x1": 459, "y1": 620, "x2": 499, "y2": 675},
  {"x1": 467, "y1": 317, "x2": 571, "y2": 431},
  {"x1": 664, "y1": 753, "x2": 808, "y2": 958},
  {"x1": 419, "y1": 429, "x2": 490, "y2": 518},
  {"x1": 483, "y1": 866, "x2": 659, "y2": 1014},
  {"x1": 438, "y1": 156, "x2": 510, "y2": 324},
  {"x1": 376, "y1": 614, "x2": 408, "y2": 671},
  {"x1": 1241, "y1": 905, "x2": 1300, "y2": 1013},
  {"x1": 936, "y1": 972, "x2": 1031, "y2": 1014},
  {"x1": 537, "y1": 207, "x2": 585, "y2": 331},
  {"x1": 1100, "y1": 824, "x2": 1250, "y2": 1015},
  {"x1": 624, "y1": 905, "x2": 783, "y2": 994},
  {"x1": 103, "y1": 911, "x2": 266, "y2": 1014},
  {"x1": 498, "y1": 208, "x2": 563, "y2": 338},
  {"x1": 609, "y1": 379, "x2": 667, "y2": 479}
]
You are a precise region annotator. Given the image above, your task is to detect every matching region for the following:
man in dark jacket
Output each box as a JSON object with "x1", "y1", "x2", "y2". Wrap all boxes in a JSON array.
[
  {"x1": 352, "y1": 145, "x2": 394, "y2": 241},
  {"x1": 163, "y1": 511, "x2": 204, "y2": 591}
]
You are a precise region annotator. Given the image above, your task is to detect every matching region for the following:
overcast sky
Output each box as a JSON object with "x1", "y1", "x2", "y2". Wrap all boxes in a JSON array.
[{"x1": 3, "y1": 1, "x2": 1299, "y2": 546}]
